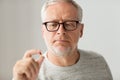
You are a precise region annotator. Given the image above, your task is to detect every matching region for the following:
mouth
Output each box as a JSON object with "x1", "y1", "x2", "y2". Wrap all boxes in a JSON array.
[{"x1": 54, "y1": 40, "x2": 70, "y2": 44}]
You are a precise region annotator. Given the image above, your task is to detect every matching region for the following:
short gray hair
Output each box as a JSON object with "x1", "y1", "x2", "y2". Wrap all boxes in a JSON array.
[{"x1": 41, "y1": 0, "x2": 83, "y2": 22}]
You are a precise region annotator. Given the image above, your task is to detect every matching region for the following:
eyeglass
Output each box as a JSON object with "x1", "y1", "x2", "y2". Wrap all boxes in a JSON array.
[{"x1": 42, "y1": 20, "x2": 80, "y2": 32}]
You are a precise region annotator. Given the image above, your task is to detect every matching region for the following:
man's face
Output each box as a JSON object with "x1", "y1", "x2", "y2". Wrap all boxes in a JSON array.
[{"x1": 42, "y1": 2, "x2": 84, "y2": 56}]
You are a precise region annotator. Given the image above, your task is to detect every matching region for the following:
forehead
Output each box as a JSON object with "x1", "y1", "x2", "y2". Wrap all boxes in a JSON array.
[{"x1": 43, "y1": 2, "x2": 79, "y2": 22}]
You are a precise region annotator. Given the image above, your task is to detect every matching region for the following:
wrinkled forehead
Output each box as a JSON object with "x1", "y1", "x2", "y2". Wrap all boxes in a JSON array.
[{"x1": 42, "y1": 2, "x2": 79, "y2": 22}]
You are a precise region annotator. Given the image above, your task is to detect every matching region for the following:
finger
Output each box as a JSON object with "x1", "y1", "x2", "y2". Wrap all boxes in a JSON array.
[
  {"x1": 23, "y1": 67, "x2": 32, "y2": 79},
  {"x1": 30, "y1": 58, "x2": 39, "y2": 74},
  {"x1": 37, "y1": 55, "x2": 44, "y2": 66},
  {"x1": 26, "y1": 58, "x2": 42, "y2": 79},
  {"x1": 29, "y1": 55, "x2": 44, "y2": 75},
  {"x1": 15, "y1": 61, "x2": 32, "y2": 79},
  {"x1": 21, "y1": 58, "x2": 37, "y2": 79},
  {"x1": 23, "y1": 49, "x2": 42, "y2": 59}
]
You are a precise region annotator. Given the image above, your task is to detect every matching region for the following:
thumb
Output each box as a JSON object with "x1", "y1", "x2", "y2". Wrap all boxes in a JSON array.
[{"x1": 37, "y1": 54, "x2": 44, "y2": 66}]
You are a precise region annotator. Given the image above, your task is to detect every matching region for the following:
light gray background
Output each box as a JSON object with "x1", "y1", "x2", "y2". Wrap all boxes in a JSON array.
[{"x1": 0, "y1": 0, "x2": 120, "y2": 80}]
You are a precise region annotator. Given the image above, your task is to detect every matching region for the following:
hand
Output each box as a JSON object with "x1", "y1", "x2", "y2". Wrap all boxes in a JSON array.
[{"x1": 13, "y1": 49, "x2": 44, "y2": 80}]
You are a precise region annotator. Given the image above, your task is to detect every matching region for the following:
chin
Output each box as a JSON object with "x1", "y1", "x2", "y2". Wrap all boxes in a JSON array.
[{"x1": 51, "y1": 46, "x2": 72, "y2": 56}]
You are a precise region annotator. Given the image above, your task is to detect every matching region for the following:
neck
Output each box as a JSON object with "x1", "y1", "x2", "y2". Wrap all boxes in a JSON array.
[{"x1": 47, "y1": 50, "x2": 80, "y2": 66}]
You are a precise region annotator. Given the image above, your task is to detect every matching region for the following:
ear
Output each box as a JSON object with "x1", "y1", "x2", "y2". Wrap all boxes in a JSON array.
[{"x1": 79, "y1": 23, "x2": 84, "y2": 37}]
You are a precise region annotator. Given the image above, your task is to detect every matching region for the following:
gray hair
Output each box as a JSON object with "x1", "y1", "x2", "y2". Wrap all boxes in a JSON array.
[{"x1": 41, "y1": 0, "x2": 83, "y2": 22}]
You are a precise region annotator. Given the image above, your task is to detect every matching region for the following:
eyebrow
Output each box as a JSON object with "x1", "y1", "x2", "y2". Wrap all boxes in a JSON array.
[{"x1": 43, "y1": 19, "x2": 79, "y2": 23}]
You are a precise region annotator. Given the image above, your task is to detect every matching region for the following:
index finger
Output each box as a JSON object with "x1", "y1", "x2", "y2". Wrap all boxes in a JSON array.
[{"x1": 23, "y1": 49, "x2": 42, "y2": 59}]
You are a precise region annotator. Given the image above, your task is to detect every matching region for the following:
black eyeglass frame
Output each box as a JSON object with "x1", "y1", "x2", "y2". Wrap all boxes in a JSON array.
[{"x1": 42, "y1": 20, "x2": 80, "y2": 32}]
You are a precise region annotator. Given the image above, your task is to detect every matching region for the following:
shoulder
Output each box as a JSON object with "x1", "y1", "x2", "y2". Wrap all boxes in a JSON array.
[
  {"x1": 78, "y1": 49, "x2": 108, "y2": 65},
  {"x1": 78, "y1": 49, "x2": 113, "y2": 80},
  {"x1": 79, "y1": 49, "x2": 110, "y2": 70},
  {"x1": 79, "y1": 49, "x2": 104, "y2": 59}
]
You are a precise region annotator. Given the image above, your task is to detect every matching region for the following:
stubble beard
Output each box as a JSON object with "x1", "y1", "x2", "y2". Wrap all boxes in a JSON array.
[{"x1": 49, "y1": 45, "x2": 72, "y2": 57}]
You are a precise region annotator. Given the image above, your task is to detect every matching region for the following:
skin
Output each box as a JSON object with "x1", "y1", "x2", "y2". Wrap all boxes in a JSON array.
[
  {"x1": 42, "y1": 2, "x2": 84, "y2": 66},
  {"x1": 13, "y1": 49, "x2": 44, "y2": 80},
  {"x1": 13, "y1": 2, "x2": 84, "y2": 80}
]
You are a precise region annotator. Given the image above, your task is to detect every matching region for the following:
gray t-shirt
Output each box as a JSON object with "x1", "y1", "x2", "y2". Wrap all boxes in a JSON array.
[{"x1": 38, "y1": 49, "x2": 113, "y2": 80}]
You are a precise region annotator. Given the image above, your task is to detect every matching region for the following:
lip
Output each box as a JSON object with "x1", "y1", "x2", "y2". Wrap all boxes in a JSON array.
[{"x1": 54, "y1": 40, "x2": 70, "y2": 43}]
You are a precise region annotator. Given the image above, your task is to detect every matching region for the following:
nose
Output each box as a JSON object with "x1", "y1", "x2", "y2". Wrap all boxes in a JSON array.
[{"x1": 57, "y1": 24, "x2": 66, "y2": 35}]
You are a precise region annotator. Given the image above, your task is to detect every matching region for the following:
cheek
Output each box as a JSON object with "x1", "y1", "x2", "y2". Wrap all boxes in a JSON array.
[
  {"x1": 44, "y1": 32, "x2": 50, "y2": 41},
  {"x1": 69, "y1": 33, "x2": 79, "y2": 44},
  {"x1": 43, "y1": 31, "x2": 54, "y2": 44},
  {"x1": 42, "y1": 27, "x2": 50, "y2": 40},
  {"x1": 71, "y1": 30, "x2": 81, "y2": 43}
]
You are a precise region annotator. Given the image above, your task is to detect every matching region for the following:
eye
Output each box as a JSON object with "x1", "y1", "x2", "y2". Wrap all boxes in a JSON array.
[
  {"x1": 65, "y1": 22, "x2": 76, "y2": 28},
  {"x1": 47, "y1": 22, "x2": 59, "y2": 30},
  {"x1": 48, "y1": 22, "x2": 58, "y2": 27}
]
